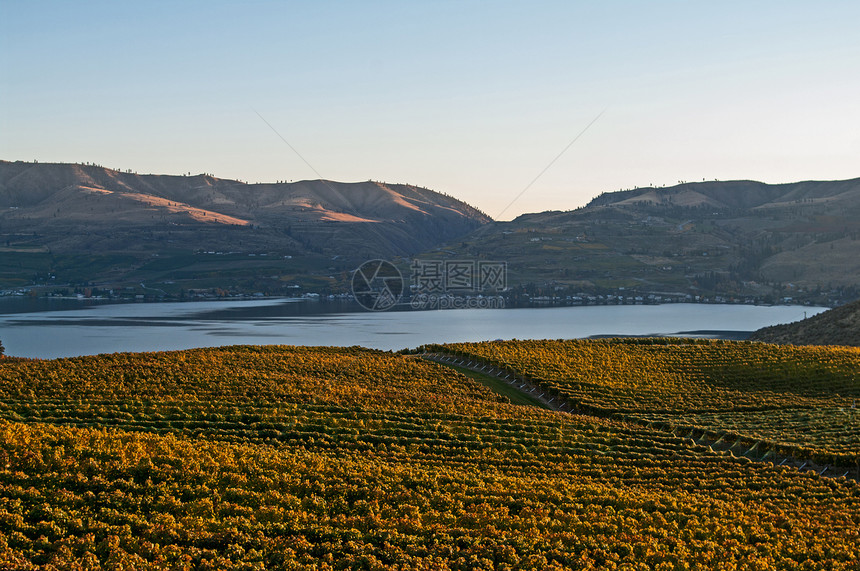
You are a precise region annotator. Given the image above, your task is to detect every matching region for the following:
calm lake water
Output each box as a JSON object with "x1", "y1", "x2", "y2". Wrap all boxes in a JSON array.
[{"x1": 0, "y1": 297, "x2": 824, "y2": 359}]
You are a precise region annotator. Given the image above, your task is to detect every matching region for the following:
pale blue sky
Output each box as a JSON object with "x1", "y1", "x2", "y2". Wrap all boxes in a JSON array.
[{"x1": 2, "y1": 1, "x2": 859, "y2": 219}]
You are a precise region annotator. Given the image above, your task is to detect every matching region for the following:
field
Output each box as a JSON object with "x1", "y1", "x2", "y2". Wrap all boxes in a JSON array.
[
  {"x1": 0, "y1": 345, "x2": 859, "y2": 568},
  {"x1": 427, "y1": 339, "x2": 860, "y2": 468}
]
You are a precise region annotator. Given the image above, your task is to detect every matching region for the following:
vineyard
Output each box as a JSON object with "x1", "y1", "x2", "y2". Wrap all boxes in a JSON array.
[
  {"x1": 0, "y1": 345, "x2": 859, "y2": 568},
  {"x1": 426, "y1": 338, "x2": 860, "y2": 468}
]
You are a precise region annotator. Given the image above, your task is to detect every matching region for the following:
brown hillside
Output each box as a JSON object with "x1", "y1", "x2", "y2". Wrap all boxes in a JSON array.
[
  {"x1": 0, "y1": 161, "x2": 489, "y2": 259},
  {"x1": 749, "y1": 299, "x2": 860, "y2": 347},
  {"x1": 588, "y1": 178, "x2": 860, "y2": 210},
  {"x1": 428, "y1": 177, "x2": 860, "y2": 302},
  {"x1": 0, "y1": 161, "x2": 490, "y2": 291}
]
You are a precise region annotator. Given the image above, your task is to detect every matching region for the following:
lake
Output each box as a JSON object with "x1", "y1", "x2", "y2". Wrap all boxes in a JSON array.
[{"x1": 0, "y1": 297, "x2": 824, "y2": 359}]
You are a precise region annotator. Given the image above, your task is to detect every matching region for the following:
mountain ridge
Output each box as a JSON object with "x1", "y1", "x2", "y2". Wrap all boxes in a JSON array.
[
  {"x1": 0, "y1": 160, "x2": 489, "y2": 293},
  {"x1": 585, "y1": 178, "x2": 860, "y2": 210},
  {"x1": 433, "y1": 177, "x2": 860, "y2": 305},
  {"x1": 3, "y1": 161, "x2": 859, "y2": 303},
  {"x1": 0, "y1": 160, "x2": 489, "y2": 226}
]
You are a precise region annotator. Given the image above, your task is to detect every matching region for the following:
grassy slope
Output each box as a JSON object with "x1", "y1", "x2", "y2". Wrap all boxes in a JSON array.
[
  {"x1": 749, "y1": 299, "x2": 860, "y2": 347},
  {"x1": 435, "y1": 362, "x2": 550, "y2": 409}
]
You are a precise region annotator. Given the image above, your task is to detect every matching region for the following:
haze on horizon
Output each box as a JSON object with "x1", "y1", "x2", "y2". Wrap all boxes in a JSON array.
[{"x1": 2, "y1": 1, "x2": 859, "y2": 220}]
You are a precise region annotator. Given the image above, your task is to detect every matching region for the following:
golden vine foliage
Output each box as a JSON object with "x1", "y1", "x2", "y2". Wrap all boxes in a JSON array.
[
  {"x1": 432, "y1": 338, "x2": 860, "y2": 464},
  {"x1": 434, "y1": 338, "x2": 860, "y2": 412},
  {"x1": 0, "y1": 344, "x2": 858, "y2": 568}
]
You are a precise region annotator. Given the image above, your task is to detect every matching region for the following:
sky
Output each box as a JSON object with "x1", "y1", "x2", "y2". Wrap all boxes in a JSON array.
[{"x1": 2, "y1": 1, "x2": 859, "y2": 220}]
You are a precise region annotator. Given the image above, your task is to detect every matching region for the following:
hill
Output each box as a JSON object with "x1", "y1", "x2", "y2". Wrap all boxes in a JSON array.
[
  {"x1": 436, "y1": 178, "x2": 860, "y2": 305},
  {"x1": 0, "y1": 160, "x2": 489, "y2": 294},
  {"x1": 0, "y1": 344, "x2": 858, "y2": 567},
  {"x1": 587, "y1": 178, "x2": 860, "y2": 210},
  {"x1": 749, "y1": 299, "x2": 860, "y2": 346},
  {"x1": 5, "y1": 163, "x2": 860, "y2": 303}
]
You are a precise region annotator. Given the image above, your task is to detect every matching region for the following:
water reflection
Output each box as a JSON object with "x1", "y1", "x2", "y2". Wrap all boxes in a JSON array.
[{"x1": 0, "y1": 297, "x2": 823, "y2": 359}]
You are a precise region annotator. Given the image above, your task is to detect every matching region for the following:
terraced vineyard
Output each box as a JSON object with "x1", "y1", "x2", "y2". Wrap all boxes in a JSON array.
[
  {"x1": 428, "y1": 339, "x2": 860, "y2": 468},
  {"x1": 0, "y1": 345, "x2": 859, "y2": 568}
]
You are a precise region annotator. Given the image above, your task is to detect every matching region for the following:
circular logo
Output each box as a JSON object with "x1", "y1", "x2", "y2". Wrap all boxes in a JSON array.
[{"x1": 351, "y1": 259, "x2": 404, "y2": 311}]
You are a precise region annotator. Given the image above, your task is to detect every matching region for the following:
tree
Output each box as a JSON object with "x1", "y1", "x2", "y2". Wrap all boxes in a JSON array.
[{"x1": 0, "y1": 339, "x2": 4, "y2": 356}]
